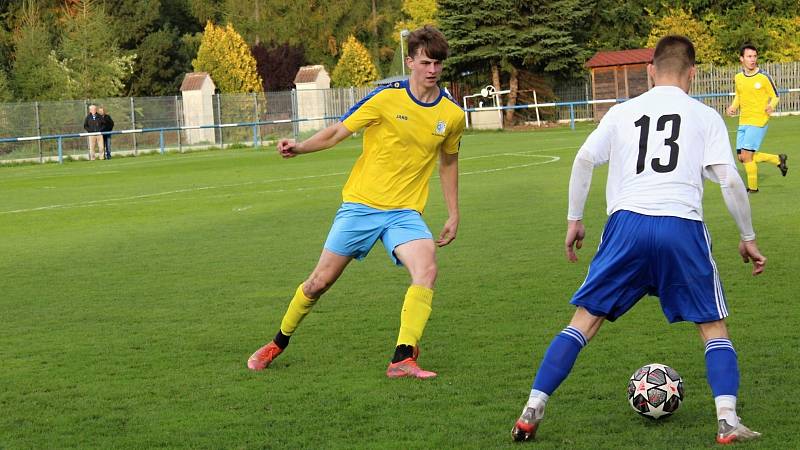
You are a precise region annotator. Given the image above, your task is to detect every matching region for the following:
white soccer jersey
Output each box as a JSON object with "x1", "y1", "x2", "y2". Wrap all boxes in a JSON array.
[{"x1": 580, "y1": 86, "x2": 735, "y2": 221}]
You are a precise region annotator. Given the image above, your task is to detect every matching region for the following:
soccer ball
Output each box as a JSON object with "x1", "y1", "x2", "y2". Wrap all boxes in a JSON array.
[{"x1": 627, "y1": 363, "x2": 684, "y2": 419}]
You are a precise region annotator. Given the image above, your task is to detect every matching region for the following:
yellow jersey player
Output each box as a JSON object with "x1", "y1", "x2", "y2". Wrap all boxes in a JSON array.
[
  {"x1": 726, "y1": 43, "x2": 788, "y2": 192},
  {"x1": 247, "y1": 26, "x2": 465, "y2": 379}
]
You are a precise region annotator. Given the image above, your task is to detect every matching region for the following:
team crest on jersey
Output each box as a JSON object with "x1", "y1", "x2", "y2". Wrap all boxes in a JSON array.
[{"x1": 433, "y1": 120, "x2": 447, "y2": 136}]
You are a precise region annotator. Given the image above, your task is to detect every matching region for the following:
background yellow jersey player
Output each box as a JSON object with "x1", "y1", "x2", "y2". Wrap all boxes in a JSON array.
[
  {"x1": 247, "y1": 26, "x2": 465, "y2": 379},
  {"x1": 726, "y1": 43, "x2": 788, "y2": 193}
]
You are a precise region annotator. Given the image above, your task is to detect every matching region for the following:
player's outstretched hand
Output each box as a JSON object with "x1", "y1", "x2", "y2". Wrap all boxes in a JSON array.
[
  {"x1": 277, "y1": 138, "x2": 299, "y2": 158},
  {"x1": 738, "y1": 240, "x2": 766, "y2": 276},
  {"x1": 726, "y1": 105, "x2": 736, "y2": 117},
  {"x1": 565, "y1": 220, "x2": 585, "y2": 262},
  {"x1": 436, "y1": 217, "x2": 458, "y2": 247}
]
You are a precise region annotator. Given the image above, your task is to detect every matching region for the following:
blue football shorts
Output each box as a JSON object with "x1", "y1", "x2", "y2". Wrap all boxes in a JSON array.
[
  {"x1": 736, "y1": 125, "x2": 768, "y2": 152},
  {"x1": 570, "y1": 210, "x2": 729, "y2": 324},
  {"x1": 323, "y1": 202, "x2": 433, "y2": 266}
]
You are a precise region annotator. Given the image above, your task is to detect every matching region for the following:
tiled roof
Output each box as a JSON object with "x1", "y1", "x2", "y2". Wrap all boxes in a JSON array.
[
  {"x1": 585, "y1": 48, "x2": 655, "y2": 68},
  {"x1": 294, "y1": 65, "x2": 325, "y2": 84},
  {"x1": 180, "y1": 72, "x2": 212, "y2": 91}
]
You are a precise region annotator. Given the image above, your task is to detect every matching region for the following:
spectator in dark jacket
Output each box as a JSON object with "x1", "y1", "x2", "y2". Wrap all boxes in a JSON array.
[
  {"x1": 83, "y1": 104, "x2": 104, "y2": 160},
  {"x1": 99, "y1": 107, "x2": 114, "y2": 160}
]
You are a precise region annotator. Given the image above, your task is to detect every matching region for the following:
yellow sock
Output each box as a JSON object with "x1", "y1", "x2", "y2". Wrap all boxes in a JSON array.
[
  {"x1": 396, "y1": 285, "x2": 434, "y2": 347},
  {"x1": 753, "y1": 152, "x2": 780, "y2": 165},
  {"x1": 279, "y1": 283, "x2": 318, "y2": 336},
  {"x1": 743, "y1": 161, "x2": 758, "y2": 190}
]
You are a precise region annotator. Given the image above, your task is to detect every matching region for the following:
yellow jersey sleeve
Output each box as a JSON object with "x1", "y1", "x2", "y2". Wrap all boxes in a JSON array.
[{"x1": 341, "y1": 87, "x2": 385, "y2": 132}]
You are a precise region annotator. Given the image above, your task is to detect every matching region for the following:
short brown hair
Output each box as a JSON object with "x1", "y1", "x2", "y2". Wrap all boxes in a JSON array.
[
  {"x1": 739, "y1": 43, "x2": 757, "y2": 56},
  {"x1": 653, "y1": 35, "x2": 695, "y2": 75},
  {"x1": 407, "y1": 25, "x2": 449, "y2": 61}
]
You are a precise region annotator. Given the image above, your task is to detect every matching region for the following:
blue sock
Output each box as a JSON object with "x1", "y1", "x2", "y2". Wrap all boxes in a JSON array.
[
  {"x1": 532, "y1": 326, "x2": 587, "y2": 395},
  {"x1": 705, "y1": 338, "x2": 739, "y2": 397}
]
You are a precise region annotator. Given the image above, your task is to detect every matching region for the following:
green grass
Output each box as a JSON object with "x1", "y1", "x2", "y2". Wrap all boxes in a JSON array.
[{"x1": 1, "y1": 116, "x2": 798, "y2": 449}]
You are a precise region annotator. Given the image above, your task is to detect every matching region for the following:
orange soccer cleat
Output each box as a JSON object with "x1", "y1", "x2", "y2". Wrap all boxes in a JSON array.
[{"x1": 247, "y1": 341, "x2": 283, "y2": 371}]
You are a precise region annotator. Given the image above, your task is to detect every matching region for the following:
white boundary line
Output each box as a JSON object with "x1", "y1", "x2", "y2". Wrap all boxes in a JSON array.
[{"x1": 1, "y1": 152, "x2": 560, "y2": 215}]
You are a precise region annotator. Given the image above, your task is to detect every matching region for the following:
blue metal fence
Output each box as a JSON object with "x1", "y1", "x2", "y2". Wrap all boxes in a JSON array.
[
  {"x1": 464, "y1": 89, "x2": 800, "y2": 130},
  {"x1": 2, "y1": 89, "x2": 798, "y2": 164}
]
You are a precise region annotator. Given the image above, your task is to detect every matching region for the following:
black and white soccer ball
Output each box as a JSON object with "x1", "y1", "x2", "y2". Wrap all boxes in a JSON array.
[{"x1": 627, "y1": 363, "x2": 684, "y2": 419}]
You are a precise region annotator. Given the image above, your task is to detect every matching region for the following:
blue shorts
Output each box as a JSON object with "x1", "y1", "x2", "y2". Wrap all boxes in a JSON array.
[
  {"x1": 570, "y1": 210, "x2": 728, "y2": 324},
  {"x1": 736, "y1": 125, "x2": 768, "y2": 152},
  {"x1": 323, "y1": 202, "x2": 433, "y2": 266}
]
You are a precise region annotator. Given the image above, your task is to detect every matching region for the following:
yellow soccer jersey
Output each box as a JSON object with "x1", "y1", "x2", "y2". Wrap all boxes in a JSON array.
[
  {"x1": 732, "y1": 70, "x2": 779, "y2": 127},
  {"x1": 340, "y1": 80, "x2": 465, "y2": 213}
]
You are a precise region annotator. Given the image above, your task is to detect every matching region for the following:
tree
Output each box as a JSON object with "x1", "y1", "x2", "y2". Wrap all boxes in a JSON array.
[
  {"x1": 189, "y1": 0, "x2": 222, "y2": 24},
  {"x1": 582, "y1": 0, "x2": 651, "y2": 51},
  {"x1": 10, "y1": 3, "x2": 67, "y2": 100},
  {"x1": 127, "y1": 26, "x2": 192, "y2": 96},
  {"x1": 251, "y1": 42, "x2": 307, "y2": 91},
  {"x1": 57, "y1": 0, "x2": 135, "y2": 99},
  {"x1": 0, "y1": 68, "x2": 13, "y2": 102},
  {"x1": 393, "y1": 0, "x2": 437, "y2": 43},
  {"x1": 222, "y1": 0, "x2": 267, "y2": 44},
  {"x1": 105, "y1": 0, "x2": 204, "y2": 96},
  {"x1": 439, "y1": 0, "x2": 590, "y2": 124},
  {"x1": 222, "y1": 0, "x2": 402, "y2": 75},
  {"x1": 107, "y1": 0, "x2": 162, "y2": 50},
  {"x1": 331, "y1": 35, "x2": 379, "y2": 87},
  {"x1": 192, "y1": 21, "x2": 263, "y2": 93},
  {"x1": 762, "y1": 16, "x2": 800, "y2": 62},
  {"x1": 714, "y1": 3, "x2": 800, "y2": 63},
  {"x1": 646, "y1": 8, "x2": 723, "y2": 64}
]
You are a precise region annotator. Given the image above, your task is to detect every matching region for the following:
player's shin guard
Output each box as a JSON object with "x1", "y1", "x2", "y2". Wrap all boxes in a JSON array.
[
  {"x1": 753, "y1": 152, "x2": 780, "y2": 165},
  {"x1": 396, "y1": 285, "x2": 433, "y2": 347},
  {"x1": 278, "y1": 283, "x2": 319, "y2": 337},
  {"x1": 705, "y1": 338, "x2": 740, "y2": 426},
  {"x1": 531, "y1": 326, "x2": 588, "y2": 396},
  {"x1": 743, "y1": 161, "x2": 758, "y2": 190}
]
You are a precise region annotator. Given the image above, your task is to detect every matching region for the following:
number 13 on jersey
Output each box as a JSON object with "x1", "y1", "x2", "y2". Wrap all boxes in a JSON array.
[{"x1": 634, "y1": 114, "x2": 681, "y2": 174}]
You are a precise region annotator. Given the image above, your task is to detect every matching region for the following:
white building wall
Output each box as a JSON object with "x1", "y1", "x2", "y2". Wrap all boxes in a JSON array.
[
  {"x1": 296, "y1": 70, "x2": 331, "y2": 133},
  {"x1": 182, "y1": 79, "x2": 216, "y2": 144}
]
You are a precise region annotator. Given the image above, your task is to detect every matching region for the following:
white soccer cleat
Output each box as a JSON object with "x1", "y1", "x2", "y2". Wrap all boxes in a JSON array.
[
  {"x1": 511, "y1": 404, "x2": 544, "y2": 442},
  {"x1": 716, "y1": 419, "x2": 761, "y2": 444}
]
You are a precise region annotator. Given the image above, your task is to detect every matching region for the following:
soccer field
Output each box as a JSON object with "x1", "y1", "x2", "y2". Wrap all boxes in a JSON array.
[{"x1": 1, "y1": 116, "x2": 797, "y2": 449}]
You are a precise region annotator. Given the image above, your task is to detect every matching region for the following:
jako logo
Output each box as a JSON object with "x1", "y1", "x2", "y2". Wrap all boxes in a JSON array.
[{"x1": 396, "y1": 114, "x2": 408, "y2": 120}]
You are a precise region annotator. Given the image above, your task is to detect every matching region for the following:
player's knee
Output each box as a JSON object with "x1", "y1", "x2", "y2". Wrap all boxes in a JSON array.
[
  {"x1": 304, "y1": 274, "x2": 335, "y2": 298},
  {"x1": 412, "y1": 262, "x2": 437, "y2": 287}
]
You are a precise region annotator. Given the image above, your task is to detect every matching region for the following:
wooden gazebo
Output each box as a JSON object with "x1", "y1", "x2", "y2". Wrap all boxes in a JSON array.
[{"x1": 585, "y1": 48, "x2": 655, "y2": 120}]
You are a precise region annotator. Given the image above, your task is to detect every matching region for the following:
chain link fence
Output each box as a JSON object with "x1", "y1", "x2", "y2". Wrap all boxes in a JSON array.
[
  {"x1": 1, "y1": 62, "x2": 799, "y2": 163},
  {"x1": 0, "y1": 92, "x2": 296, "y2": 162}
]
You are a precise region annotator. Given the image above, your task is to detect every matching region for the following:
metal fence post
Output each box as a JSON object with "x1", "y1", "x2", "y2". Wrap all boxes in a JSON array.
[
  {"x1": 291, "y1": 89, "x2": 299, "y2": 140},
  {"x1": 569, "y1": 103, "x2": 575, "y2": 130},
  {"x1": 57, "y1": 137, "x2": 63, "y2": 164},
  {"x1": 34, "y1": 101, "x2": 43, "y2": 163},
  {"x1": 175, "y1": 95, "x2": 183, "y2": 153},
  {"x1": 216, "y1": 93, "x2": 223, "y2": 148},
  {"x1": 130, "y1": 97, "x2": 138, "y2": 155},
  {"x1": 253, "y1": 92, "x2": 260, "y2": 147}
]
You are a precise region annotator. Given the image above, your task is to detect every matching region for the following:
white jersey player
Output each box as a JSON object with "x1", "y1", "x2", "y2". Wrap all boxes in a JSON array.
[{"x1": 512, "y1": 35, "x2": 766, "y2": 445}]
